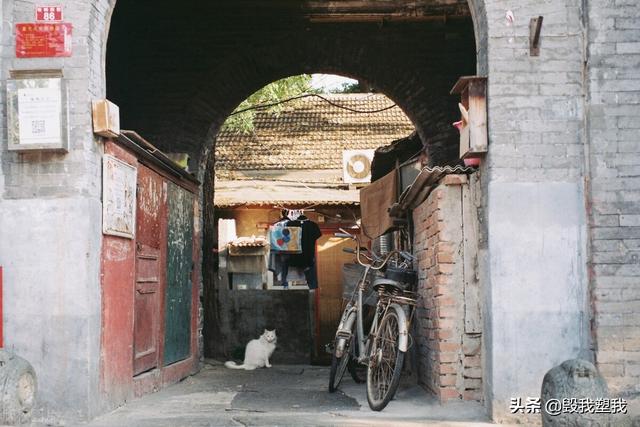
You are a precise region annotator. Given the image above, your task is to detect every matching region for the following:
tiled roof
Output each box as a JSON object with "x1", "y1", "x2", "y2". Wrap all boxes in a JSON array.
[
  {"x1": 215, "y1": 94, "x2": 415, "y2": 171},
  {"x1": 214, "y1": 180, "x2": 359, "y2": 207}
]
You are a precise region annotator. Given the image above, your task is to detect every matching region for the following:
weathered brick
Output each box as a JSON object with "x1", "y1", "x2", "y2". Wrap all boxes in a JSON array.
[
  {"x1": 623, "y1": 337, "x2": 640, "y2": 351},
  {"x1": 437, "y1": 252, "x2": 455, "y2": 264},
  {"x1": 598, "y1": 363, "x2": 625, "y2": 378},
  {"x1": 464, "y1": 378, "x2": 482, "y2": 389},
  {"x1": 442, "y1": 174, "x2": 468, "y2": 186},
  {"x1": 439, "y1": 387, "x2": 461, "y2": 401},
  {"x1": 464, "y1": 367, "x2": 482, "y2": 379},
  {"x1": 440, "y1": 375, "x2": 457, "y2": 387},
  {"x1": 464, "y1": 355, "x2": 482, "y2": 368},
  {"x1": 463, "y1": 335, "x2": 481, "y2": 356},
  {"x1": 438, "y1": 342, "x2": 461, "y2": 352},
  {"x1": 439, "y1": 363, "x2": 459, "y2": 375},
  {"x1": 620, "y1": 215, "x2": 640, "y2": 226},
  {"x1": 463, "y1": 390, "x2": 483, "y2": 401}
]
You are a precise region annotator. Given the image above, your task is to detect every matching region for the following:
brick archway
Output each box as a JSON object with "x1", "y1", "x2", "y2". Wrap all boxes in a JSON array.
[
  {"x1": 98, "y1": 0, "x2": 491, "y2": 415},
  {"x1": 191, "y1": 28, "x2": 478, "y2": 170},
  {"x1": 107, "y1": 19, "x2": 477, "y2": 169}
]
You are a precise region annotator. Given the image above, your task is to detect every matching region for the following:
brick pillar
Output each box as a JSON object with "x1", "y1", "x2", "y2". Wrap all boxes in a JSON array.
[{"x1": 413, "y1": 174, "x2": 482, "y2": 402}]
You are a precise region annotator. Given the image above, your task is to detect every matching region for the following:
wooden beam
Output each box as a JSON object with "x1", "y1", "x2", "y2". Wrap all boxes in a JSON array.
[
  {"x1": 213, "y1": 0, "x2": 471, "y2": 17},
  {"x1": 306, "y1": 13, "x2": 469, "y2": 23},
  {"x1": 462, "y1": 175, "x2": 481, "y2": 333}
]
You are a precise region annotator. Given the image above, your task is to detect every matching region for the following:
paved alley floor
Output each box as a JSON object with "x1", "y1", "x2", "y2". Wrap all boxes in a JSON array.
[{"x1": 79, "y1": 360, "x2": 498, "y2": 427}]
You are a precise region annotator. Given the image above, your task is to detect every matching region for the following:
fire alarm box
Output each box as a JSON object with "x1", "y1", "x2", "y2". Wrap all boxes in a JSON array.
[
  {"x1": 450, "y1": 76, "x2": 487, "y2": 159},
  {"x1": 91, "y1": 99, "x2": 120, "y2": 138}
]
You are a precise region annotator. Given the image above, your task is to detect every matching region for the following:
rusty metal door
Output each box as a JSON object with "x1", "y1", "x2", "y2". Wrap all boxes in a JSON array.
[
  {"x1": 133, "y1": 166, "x2": 167, "y2": 375},
  {"x1": 164, "y1": 182, "x2": 194, "y2": 365}
]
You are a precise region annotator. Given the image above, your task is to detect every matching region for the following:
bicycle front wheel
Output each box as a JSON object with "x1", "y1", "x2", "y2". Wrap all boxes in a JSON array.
[
  {"x1": 366, "y1": 308, "x2": 405, "y2": 411},
  {"x1": 329, "y1": 312, "x2": 356, "y2": 393}
]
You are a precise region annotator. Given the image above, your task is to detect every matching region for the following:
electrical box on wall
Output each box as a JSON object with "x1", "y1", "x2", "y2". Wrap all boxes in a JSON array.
[
  {"x1": 450, "y1": 76, "x2": 487, "y2": 159},
  {"x1": 92, "y1": 99, "x2": 120, "y2": 138},
  {"x1": 6, "y1": 70, "x2": 69, "y2": 152}
]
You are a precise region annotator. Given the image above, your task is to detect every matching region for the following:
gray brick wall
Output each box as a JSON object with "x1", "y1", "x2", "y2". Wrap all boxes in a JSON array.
[
  {"x1": 0, "y1": 1, "x2": 105, "y2": 421},
  {"x1": 587, "y1": 0, "x2": 640, "y2": 398},
  {"x1": 483, "y1": 0, "x2": 586, "y2": 184},
  {"x1": 479, "y1": 1, "x2": 590, "y2": 423},
  {"x1": 1, "y1": 0, "x2": 103, "y2": 200}
]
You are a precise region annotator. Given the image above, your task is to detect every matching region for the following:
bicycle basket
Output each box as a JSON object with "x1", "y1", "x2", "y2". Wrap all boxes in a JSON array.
[{"x1": 342, "y1": 263, "x2": 378, "y2": 306}]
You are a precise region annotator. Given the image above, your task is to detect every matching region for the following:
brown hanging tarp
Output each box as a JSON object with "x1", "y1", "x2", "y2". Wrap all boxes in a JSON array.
[{"x1": 360, "y1": 170, "x2": 397, "y2": 240}]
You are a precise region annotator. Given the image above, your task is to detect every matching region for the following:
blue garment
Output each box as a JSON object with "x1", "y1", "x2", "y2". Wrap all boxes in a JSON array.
[
  {"x1": 303, "y1": 262, "x2": 318, "y2": 290},
  {"x1": 268, "y1": 252, "x2": 290, "y2": 286}
]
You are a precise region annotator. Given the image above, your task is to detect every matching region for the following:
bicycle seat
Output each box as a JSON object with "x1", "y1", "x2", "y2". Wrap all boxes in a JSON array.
[
  {"x1": 385, "y1": 267, "x2": 417, "y2": 286},
  {"x1": 373, "y1": 278, "x2": 405, "y2": 292}
]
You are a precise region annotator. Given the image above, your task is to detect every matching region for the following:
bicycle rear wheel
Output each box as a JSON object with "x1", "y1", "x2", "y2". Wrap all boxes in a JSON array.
[
  {"x1": 348, "y1": 358, "x2": 366, "y2": 383},
  {"x1": 366, "y1": 308, "x2": 405, "y2": 411}
]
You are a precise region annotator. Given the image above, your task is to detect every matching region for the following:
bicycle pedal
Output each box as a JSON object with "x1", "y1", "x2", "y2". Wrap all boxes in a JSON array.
[{"x1": 324, "y1": 343, "x2": 334, "y2": 354}]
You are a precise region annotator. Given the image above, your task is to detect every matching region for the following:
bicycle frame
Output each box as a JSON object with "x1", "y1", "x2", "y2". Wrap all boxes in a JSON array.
[{"x1": 333, "y1": 228, "x2": 412, "y2": 362}]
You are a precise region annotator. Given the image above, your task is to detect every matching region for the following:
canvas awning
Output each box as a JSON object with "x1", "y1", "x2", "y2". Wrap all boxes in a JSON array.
[{"x1": 214, "y1": 180, "x2": 360, "y2": 207}]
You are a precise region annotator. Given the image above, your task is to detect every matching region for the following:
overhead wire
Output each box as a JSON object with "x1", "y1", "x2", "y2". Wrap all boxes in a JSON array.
[{"x1": 229, "y1": 93, "x2": 398, "y2": 116}]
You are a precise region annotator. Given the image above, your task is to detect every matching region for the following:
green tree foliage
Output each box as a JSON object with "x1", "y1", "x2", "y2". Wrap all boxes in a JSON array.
[
  {"x1": 222, "y1": 75, "x2": 314, "y2": 134},
  {"x1": 331, "y1": 81, "x2": 365, "y2": 93}
]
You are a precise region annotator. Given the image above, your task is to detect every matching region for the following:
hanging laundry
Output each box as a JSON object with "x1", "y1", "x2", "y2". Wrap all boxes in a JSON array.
[
  {"x1": 287, "y1": 217, "x2": 321, "y2": 268},
  {"x1": 269, "y1": 221, "x2": 302, "y2": 253},
  {"x1": 287, "y1": 216, "x2": 322, "y2": 289},
  {"x1": 268, "y1": 252, "x2": 290, "y2": 285},
  {"x1": 285, "y1": 266, "x2": 306, "y2": 283}
]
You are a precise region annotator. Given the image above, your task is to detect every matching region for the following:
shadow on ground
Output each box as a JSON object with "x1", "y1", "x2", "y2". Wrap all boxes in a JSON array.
[{"x1": 76, "y1": 360, "x2": 496, "y2": 427}]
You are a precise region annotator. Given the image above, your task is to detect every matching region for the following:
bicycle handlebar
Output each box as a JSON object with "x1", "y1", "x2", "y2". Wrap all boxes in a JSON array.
[
  {"x1": 334, "y1": 233, "x2": 353, "y2": 239},
  {"x1": 335, "y1": 228, "x2": 408, "y2": 270},
  {"x1": 399, "y1": 251, "x2": 416, "y2": 261}
]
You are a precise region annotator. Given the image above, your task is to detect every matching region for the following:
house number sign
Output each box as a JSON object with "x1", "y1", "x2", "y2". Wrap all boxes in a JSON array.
[{"x1": 36, "y1": 6, "x2": 63, "y2": 22}]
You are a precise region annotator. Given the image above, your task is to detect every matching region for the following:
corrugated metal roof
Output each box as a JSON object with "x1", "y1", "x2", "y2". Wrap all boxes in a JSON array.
[
  {"x1": 389, "y1": 165, "x2": 477, "y2": 216},
  {"x1": 215, "y1": 94, "x2": 414, "y2": 172}
]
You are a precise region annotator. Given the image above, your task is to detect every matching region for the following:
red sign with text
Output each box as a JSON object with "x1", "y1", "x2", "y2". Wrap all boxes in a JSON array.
[
  {"x1": 36, "y1": 6, "x2": 63, "y2": 22},
  {"x1": 15, "y1": 23, "x2": 72, "y2": 58}
]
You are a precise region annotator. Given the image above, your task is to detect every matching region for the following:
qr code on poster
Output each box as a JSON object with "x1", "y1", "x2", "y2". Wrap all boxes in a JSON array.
[{"x1": 31, "y1": 120, "x2": 46, "y2": 135}]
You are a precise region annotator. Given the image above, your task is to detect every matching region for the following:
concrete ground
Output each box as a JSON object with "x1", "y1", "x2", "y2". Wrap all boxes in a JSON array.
[{"x1": 77, "y1": 360, "x2": 500, "y2": 427}]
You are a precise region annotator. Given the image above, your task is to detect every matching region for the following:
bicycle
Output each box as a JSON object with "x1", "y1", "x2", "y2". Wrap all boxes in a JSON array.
[{"x1": 328, "y1": 228, "x2": 417, "y2": 411}]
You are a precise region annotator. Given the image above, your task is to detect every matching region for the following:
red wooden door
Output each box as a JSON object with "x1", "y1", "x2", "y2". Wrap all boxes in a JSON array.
[
  {"x1": 134, "y1": 245, "x2": 161, "y2": 374},
  {"x1": 133, "y1": 166, "x2": 167, "y2": 375}
]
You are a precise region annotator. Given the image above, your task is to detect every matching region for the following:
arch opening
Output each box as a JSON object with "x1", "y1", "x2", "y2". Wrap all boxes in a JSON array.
[{"x1": 209, "y1": 74, "x2": 418, "y2": 365}]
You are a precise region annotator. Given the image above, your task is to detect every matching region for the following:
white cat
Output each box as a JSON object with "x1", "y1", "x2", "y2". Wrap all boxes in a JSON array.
[{"x1": 225, "y1": 329, "x2": 277, "y2": 370}]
